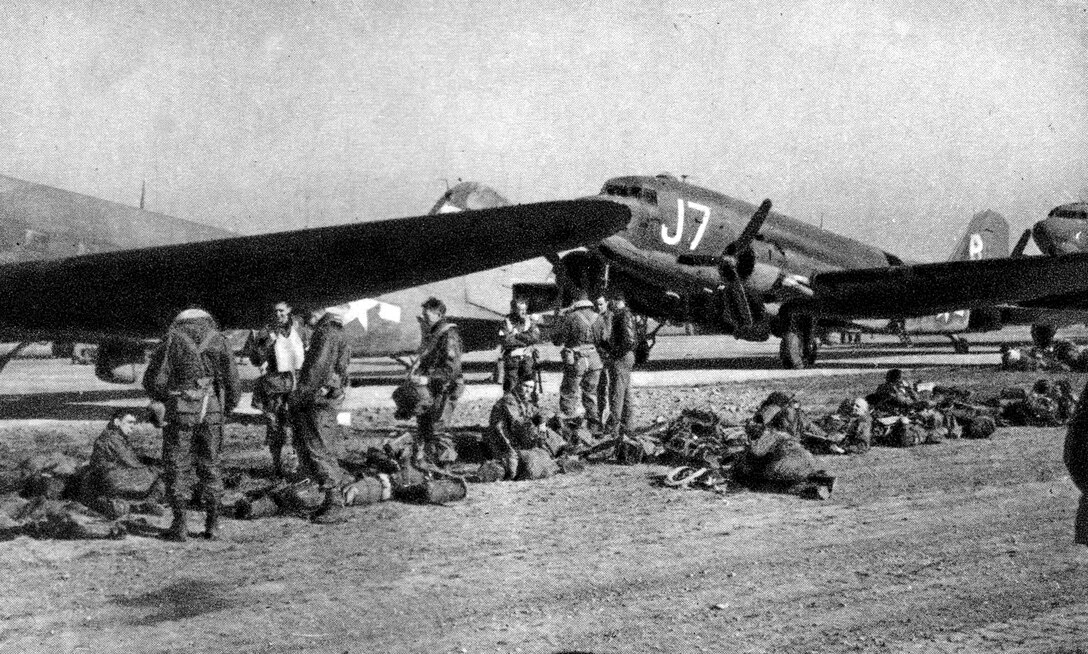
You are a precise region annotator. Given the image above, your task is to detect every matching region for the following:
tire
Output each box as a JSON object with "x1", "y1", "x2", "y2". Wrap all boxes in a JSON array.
[
  {"x1": 1031, "y1": 324, "x2": 1056, "y2": 349},
  {"x1": 634, "y1": 341, "x2": 651, "y2": 366},
  {"x1": 779, "y1": 331, "x2": 805, "y2": 369}
]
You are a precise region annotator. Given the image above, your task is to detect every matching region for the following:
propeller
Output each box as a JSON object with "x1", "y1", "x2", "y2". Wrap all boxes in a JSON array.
[
  {"x1": 727, "y1": 199, "x2": 773, "y2": 256},
  {"x1": 677, "y1": 199, "x2": 773, "y2": 267}
]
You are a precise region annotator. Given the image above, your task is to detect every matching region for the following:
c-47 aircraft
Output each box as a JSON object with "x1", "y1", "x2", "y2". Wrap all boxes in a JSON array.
[
  {"x1": 0, "y1": 174, "x2": 630, "y2": 382},
  {"x1": 507, "y1": 174, "x2": 1088, "y2": 368},
  {"x1": 994, "y1": 200, "x2": 1088, "y2": 348}
]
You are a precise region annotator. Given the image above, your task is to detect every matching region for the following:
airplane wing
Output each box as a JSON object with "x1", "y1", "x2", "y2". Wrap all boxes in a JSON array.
[
  {"x1": 799, "y1": 252, "x2": 1088, "y2": 319},
  {"x1": 0, "y1": 199, "x2": 630, "y2": 340}
]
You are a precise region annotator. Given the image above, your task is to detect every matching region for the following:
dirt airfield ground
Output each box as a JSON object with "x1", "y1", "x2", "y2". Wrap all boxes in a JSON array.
[{"x1": 0, "y1": 331, "x2": 1086, "y2": 653}]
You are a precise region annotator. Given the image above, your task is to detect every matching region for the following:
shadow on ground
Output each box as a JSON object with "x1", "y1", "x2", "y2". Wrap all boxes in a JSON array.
[{"x1": 112, "y1": 578, "x2": 240, "y2": 626}]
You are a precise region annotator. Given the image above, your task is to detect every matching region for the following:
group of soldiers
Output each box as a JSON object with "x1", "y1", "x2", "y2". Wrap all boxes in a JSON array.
[
  {"x1": 487, "y1": 289, "x2": 638, "y2": 466},
  {"x1": 137, "y1": 288, "x2": 631, "y2": 541},
  {"x1": 139, "y1": 300, "x2": 358, "y2": 540},
  {"x1": 55, "y1": 292, "x2": 1088, "y2": 547}
]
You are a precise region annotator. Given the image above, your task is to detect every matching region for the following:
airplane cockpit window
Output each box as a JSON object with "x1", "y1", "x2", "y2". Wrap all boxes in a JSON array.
[
  {"x1": 601, "y1": 184, "x2": 657, "y2": 204},
  {"x1": 1050, "y1": 208, "x2": 1088, "y2": 220}
]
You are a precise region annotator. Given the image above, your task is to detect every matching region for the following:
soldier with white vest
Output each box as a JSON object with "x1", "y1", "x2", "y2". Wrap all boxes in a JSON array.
[{"x1": 249, "y1": 301, "x2": 309, "y2": 477}]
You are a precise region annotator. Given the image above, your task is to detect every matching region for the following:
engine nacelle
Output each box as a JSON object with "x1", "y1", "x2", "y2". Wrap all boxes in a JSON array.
[{"x1": 94, "y1": 337, "x2": 147, "y2": 384}]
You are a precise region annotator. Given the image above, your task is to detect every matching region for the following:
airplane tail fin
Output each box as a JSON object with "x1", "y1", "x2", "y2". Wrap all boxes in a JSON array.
[
  {"x1": 429, "y1": 181, "x2": 509, "y2": 215},
  {"x1": 948, "y1": 210, "x2": 1009, "y2": 261}
]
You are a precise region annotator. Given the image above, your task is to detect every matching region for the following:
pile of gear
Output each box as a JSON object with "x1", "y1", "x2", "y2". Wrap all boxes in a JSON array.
[
  {"x1": 1001, "y1": 340, "x2": 1088, "y2": 372},
  {"x1": 635, "y1": 403, "x2": 837, "y2": 500},
  {"x1": 864, "y1": 370, "x2": 1078, "y2": 446},
  {"x1": 0, "y1": 449, "x2": 163, "y2": 541},
  {"x1": 232, "y1": 444, "x2": 468, "y2": 520},
  {"x1": 629, "y1": 368, "x2": 1083, "y2": 500}
]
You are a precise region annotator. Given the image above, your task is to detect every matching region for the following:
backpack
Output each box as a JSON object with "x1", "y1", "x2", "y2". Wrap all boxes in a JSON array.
[{"x1": 149, "y1": 328, "x2": 221, "y2": 422}]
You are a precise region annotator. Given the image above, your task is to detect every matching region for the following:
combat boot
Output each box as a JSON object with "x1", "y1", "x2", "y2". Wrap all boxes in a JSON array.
[
  {"x1": 165, "y1": 508, "x2": 188, "y2": 542},
  {"x1": 311, "y1": 488, "x2": 347, "y2": 525},
  {"x1": 202, "y1": 503, "x2": 220, "y2": 540}
]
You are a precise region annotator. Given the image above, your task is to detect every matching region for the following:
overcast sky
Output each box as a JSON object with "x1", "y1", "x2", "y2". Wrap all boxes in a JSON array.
[{"x1": 1, "y1": 0, "x2": 1085, "y2": 259}]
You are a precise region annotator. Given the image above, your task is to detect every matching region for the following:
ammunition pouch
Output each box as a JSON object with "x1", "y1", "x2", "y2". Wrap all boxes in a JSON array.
[{"x1": 168, "y1": 377, "x2": 215, "y2": 425}]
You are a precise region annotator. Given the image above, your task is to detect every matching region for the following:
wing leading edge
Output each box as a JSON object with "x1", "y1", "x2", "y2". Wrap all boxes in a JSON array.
[
  {"x1": 800, "y1": 252, "x2": 1088, "y2": 319},
  {"x1": 0, "y1": 198, "x2": 630, "y2": 340}
]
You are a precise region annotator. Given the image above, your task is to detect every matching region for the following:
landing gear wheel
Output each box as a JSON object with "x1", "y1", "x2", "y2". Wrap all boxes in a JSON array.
[
  {"x1": 779, "y1": 315, "x2": 818, "y2": 369},
  {"x1": 951, "y1": 337, "x2": 970, "y2": 354},
  {"x1": 780, "y1": 331, "x2": 805, "y2": 369},
  {"x1": 635, "y1": 340, "x2": 651, "y2": 366},
  {"x1": 1031, "y1": 324, "x2": 1056, "y2": 349}
]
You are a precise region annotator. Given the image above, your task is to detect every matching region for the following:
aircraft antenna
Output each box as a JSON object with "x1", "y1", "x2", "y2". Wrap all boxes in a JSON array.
[{"x1": 139, "y1": 180, "x2": 146, "y2": 210}]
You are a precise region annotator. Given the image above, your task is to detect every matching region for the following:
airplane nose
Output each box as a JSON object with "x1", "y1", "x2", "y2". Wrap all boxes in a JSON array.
[
  {"x1": 1032, "y1": 219, "x2": 1082, "y2": 256},
  {"x1": 1032, "y1": 220, "x2": 1057, "y2": 255}
]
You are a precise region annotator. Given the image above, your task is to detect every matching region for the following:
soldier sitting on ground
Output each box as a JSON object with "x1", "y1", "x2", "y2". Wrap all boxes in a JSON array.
[
  {"x1": 811, "y1": 397, "x2": 873, "y2": 454},
  {"x1": 869, "y1": 368, "x2": 923, "y2": 414},
  {"x1": 485, "y1": 359, "x2": 566, "y2": 480},
  {"x1": 748, "y1": 392, "x2": 804, "y2": 438},
  {"x1": 1006, "y1": 379, "x2": 1064, "y2": 427},
  {"x1": 79, "y1": 409, "x2": 164, "y2": 517}
]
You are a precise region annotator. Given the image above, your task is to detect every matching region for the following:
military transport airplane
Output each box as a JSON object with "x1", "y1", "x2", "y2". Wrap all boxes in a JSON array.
[
  {"x1": 997, "y1": 199, "x2": 1088, "y2": 347},
  {"x1": 0, "y1": 174, "x2": 629, "y2": 382},
  {"x1": 498, "y1": 174, "x2": 1088, "y2": 368}
]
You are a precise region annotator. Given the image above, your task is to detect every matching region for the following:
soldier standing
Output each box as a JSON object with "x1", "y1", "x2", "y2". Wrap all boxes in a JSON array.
[
  {"x1": 414, "y1": 297, "x2": 464, "y2": 465},
  {"x1": 290, "y1": 307, "x2": 352, "y2": 524},
  {"x1": 551, "y1": 289, "x2": 607, "y2": 432},
  {"x1": 606, "y1": 291, "x2": 637, "y2": 461},
  {"x1": 595, "y1": 294, "x2": 613, "y2": 427},
  {"x1": 143, "y1": 308, "x2": 240, "y2": 542},
  {"x1": 1066, "y1": 381, "x2": 1088, "y2": 545},
  {"x1": 249, "y1": 301, "x2": 308, "y2": 477},
  {"x1": 498, "y1": 297, "x2": 541, "y2": 393}
]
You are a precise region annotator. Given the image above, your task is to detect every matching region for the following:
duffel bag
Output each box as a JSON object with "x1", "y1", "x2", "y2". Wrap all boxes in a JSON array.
[
  {"x1": 343, "y1": 474, "x2": 391, "y2": 506},
  {"x1": 271, "y1": 480, "x2": 326, "y2": 515},
  {"x1": 516, "y1": 448, "x2": 558, "y2": 481},
  {"x1": 396, "y1": 477, "x2": 468, "y2": 504}
]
